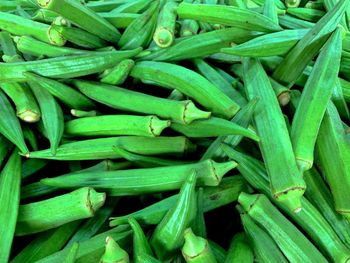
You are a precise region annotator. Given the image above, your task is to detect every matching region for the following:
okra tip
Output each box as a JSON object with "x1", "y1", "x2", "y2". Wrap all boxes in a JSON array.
[
  {"x1": 183, "y1": 101, "x2": 211, "y2": 124},
  {"x1": 150, "y1": 116, "x2": 171, "y2": 136},
  {"x1": 101, "y1": 236, "x2": 129, "y2": 263},
  {"x1": 274, "y1": 188, "x2": 305, "y2": 213},
  {"x1": 37, "y1": 0, "x2": 53, "y2": 8},
  {"x1": 278, "y1": 91, "x2": 291, "y2": 107},
  {"x1": 18, "y1": 110, "x2": 41, "y2": 123}
]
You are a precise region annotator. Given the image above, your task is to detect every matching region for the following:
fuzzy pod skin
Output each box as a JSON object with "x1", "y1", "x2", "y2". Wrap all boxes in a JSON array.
[
  {"x1": 100, "y1": 236, "x2": 129, "y2": 263},
  {"x1": 239, "y1": 193, "x2": 328, "y2": 263},
  {"x1": 27, "y1": 136, "x2": 195, "y2": 160},
  {"x1": 291, "y1": 29, "x2": 343, "y2": 172},
  {"x1": 240, "y1": 213, "x2": 288, "y2": 263},
  {"x1": 150, "y1": 171, "x2": 197, "y2": 261},
  {"x1": 74, "y1": 80, "x2": 210, "y2": 124},
  {"x1": 221, "y1": 29, "x2": 308, "y2": 57},
  {"x1": 0, "y1": 151, "x2": 21, "y2": 263},
  {"x1": 41, "y1": 159, "x2": 236, "y2": 195},
  {"x1": 182, "y1": 228, "x2": 217, "y2": 263},
  {"x1": 15, "y1": 187, "x2": 106, "y2": 236},
  {"x1": 131, "y1": 61, "x2": 240, "y2": 119},
  {"x1": 0, "y1": 90, "x2": 29, "y2": 154},
  {"x1": 37, "y1": 0, "x2": 120, "y2": 43},
  {"x1": 315, "y1": 102, "x2": 350, "y2": 220},
  {"x1": 243, "y1": 58, "x2": 306, "y2": 212},
  {"x1": 29, "y1": 81, "x2": 64, "y2": 155},
  {"x1": 177, "y1": 3, "x2": 282, "y2": 32},
  {"x1": 0, "y1": 49, "x2": 141, "y2": 82},
  {"x1": 225, "y1": 232, "x2": 253, "y2": 263},
  {"x1": 109, "y1": 176, "x2": 248, "y2": 226},
  {"x1": 65, "y1": 115, "x2": 170, "y2": 137},
  {"x1": 24, "y1": 73, "x2": 96, "y2": 110},
  {"x1": 100, "y1": 59, "x2": 135, "y2": 85}
]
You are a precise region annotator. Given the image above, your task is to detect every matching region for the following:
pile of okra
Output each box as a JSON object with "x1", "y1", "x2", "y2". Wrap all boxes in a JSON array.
[{"x1": 2, "y1": 0, "x2": 350, "y2": 262}]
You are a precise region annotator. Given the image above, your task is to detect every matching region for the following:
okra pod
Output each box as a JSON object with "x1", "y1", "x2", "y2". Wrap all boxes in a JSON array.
[
  {"x1": 100, "y1": 59, "x2": 135, "y2": 85},
  {"x1": 0, "y1": 135, "x2": 13, "y2": 168},
  {"x1": 63, "y1": 242, "x2": 79, "y2": 263},
  {"x1": 287, "y1": 7, "x2": 325, "y2": 22},
  {"x1": 225, "y1": 232, "x2": 254, "y2": 263},
  {"x1": 192, "y1": 187, "x2": 207, "y2": 238},
  {"x1": 20, "y1": 182, "x2": 59, "y2": 200},
  {"x1": 263, "y1": 0, "x2": 279, "y2": 23},
  {"x1": 110, "y1": 0, "x2": 150, "y2": 13},
  {"x1": 86, "y1": 0, "x2": 131, "y2": 12},
  {"x1": 100, "y1": 13, "x2": 139, "y2": 29},
  {"x1": 285, "y1": 0, "x2": 301, "y2": 7},
  {"x1": 71, "y1": 109, "x2": 100, "y2": 118},
  {"x1": 32, "y1": 9, "x2": 58, "y2": 23},
  {"x1": 16, "y1": 187, "x2": 106, "y2": 236},
  {"x1": 100, "y1": 236, "x2": 129, "y2": 263}
]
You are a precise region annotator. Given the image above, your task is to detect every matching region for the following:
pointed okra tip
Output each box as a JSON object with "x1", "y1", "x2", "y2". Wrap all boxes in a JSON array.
[
  {"x1": 182, "y1": 228, "x2": 208, "y2": 259},
  {"x1": 18, "y1": 110, "x2": 41, "y2": 123},
  {"x1": 100, "y1": 236, "x2": 129, "y2": 263}
]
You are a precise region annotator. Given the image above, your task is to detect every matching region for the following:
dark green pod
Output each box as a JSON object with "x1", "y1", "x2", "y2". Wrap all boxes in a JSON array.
[
  {"x1": 100, "y1": 13, "x2": 139, "y2": 29},
  {"x1": 287, "y1": 7, "x2": 325, "y2": 22},
  {"x1": 225, "y1": 232, "x2": 253, "y2": 263}
]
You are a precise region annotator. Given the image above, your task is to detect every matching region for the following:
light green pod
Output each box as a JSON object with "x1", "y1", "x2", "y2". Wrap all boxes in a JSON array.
[
  {"x1": 177, "y1": 2, "x2": 282, "y2": 32},
  {"x1": 109, "y1": 0, "x2": 150, "y2": 13},
  {"x1": 100, "y1": 59, "x2": 135, "y2": 85},
  {"x1": 182, "y1": 228, "x2": 217, "y2": 263},
  {"x1": 63, "y1": 242, "x2": 79, "y2": 263},
  {"x1": 86, "y1": 0, "x2": 131, "y2": 12},
  {"x1": 27, "y1": 136, "x2": 195, "y2": 160},
  {"x1": 243, "y1": 58, "x2": 306, "y2": 212},
  {"x1": 100, "y1": 12, "x2": 139, "y2": 29},
  {"x1": 0, "y1": 151, "x2": 21, "y2": 263},
  {"x1": 20, "y1": 182, "x2": 59, "y2": 200},
  {"x1": 239, "y1": 193, "x2": 328, "y2": 263},
  {"x1": 74, "y1": 80, "x2": 211, "y2": 124},
  {"x1": 285, "y1": 0, "x2": 301, "y2": 7},
  {"x1": 150, "y1": 171, "x2": 197, "y2": 261},
  {"x1": 131, "y1": 61, "x2": 240, "y2": 118},
  {"x1": 0, "y1": 90, "x2": 29, "y2": 154},
  {"x1": 225, "y1": 232, "x2": 253, "y2": 263},
  {"x1": 15, "y1": 187, "x2": 106, "y2": 236},
  {"x1": 32, "y1": 9, "x2": 58, "y2": 23},
  {"x1": 71, "y1": 109, "x2": 99, "y2": 118},
  {"x1": 278, "y1": 14, "x2": 315, "y2": 29},
  {"x1": 171, "y1": 117, "x2": 258, "y2": 141},
  {"x1": 287, "y1": 7, "x2": 325, "y2": 22},
  {"x1": 291, "y1": 29, "x2": 342, "y2": 172},
  {"x1": 323, "y1": 0, "x2": 349, "y2": 30},
  {"x1": 30, "y1": 81, "x2": 64, "y2": 155},
  {"x1": 41, "y1": 159, "x2": 236, "y2": 195},
  {"x1": 180, "y1": 18, "x2": 199, "y2": 37},
  {"x1": 37, "y1": 0, "x2": 120, "y2": 43},
  {"x1": 100, "y1": 236, "x2": 129, "y2": 263},
  {"x1": 192, "y1": 188, "x2": 207, "y2": 238}
]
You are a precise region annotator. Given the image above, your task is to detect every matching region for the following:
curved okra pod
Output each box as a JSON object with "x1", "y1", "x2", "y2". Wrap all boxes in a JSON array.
[
  {"x1": 65, "y1": 115, "x2": 170, "y2": 137},
  {"x1": 0, "y1": 49, "x2": 141, "y2": 82},
  {"x1": 131, "y1": 61, "x2": 240, "y2": 118},
  {"x1": 100, "y1": 59, "x2": 135, "y2": 85},
  {"x1": 27, "y1": 136, "x2": 195, "y2": 160},
  {"x1": 15, "y1": 187, "x2": 106, "y2": 236},
  {"x1": 0, "y1": 90, "x2": 29, "y2": 154},
  {"x1": 150, "y1": 171, "x2": 197, "y2": 261},
  {"x1": 29, "y1": 81, "x2": 64, "y2": 155},
  {"x1": 225, "y1": 232, "x2": 253, "y2": 263},
  {"x1": 74, "y1": 80, "x2": 211, "y2": 124},
  {"x1": 291, "y1": 28, "x2": 343, "y2": 172},
  {"x1": 0, "y1": 151, "x2": 21, "y2": 263},
  {"x1": 41, "y1": 159, "x2": 236, "y2": 195},
  {"x1": 243, "y1": 58, "x2": 305, "y2": 212},
  {"x1": 100, "y1": 236, "x2": 129, "y2": 263},
  {"x1": 239, "y1": 193, "x2": 328, "y2": 263},
  {"x1": 182, "y1": 228, "x2": 217, "y2": 263},
  {"x1": 177, "y1": 3, "x2": 282, "y2": 32},
  {"x1": 37, "y1": 0, "x2": 121, "y2": 43}
]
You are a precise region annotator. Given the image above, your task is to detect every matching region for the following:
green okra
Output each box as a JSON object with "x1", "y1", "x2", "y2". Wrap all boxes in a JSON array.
[
  {"x1": 27, "y1": 136, "x2": 195, "y2": 160},
  {"x1": 0, "y1": 1, "x2": 17, "y2": 11},
  {"x1": 22, "y1": 125, "x2": 38, "y2": 151},
  {"x1": 100, "y1": 13, "x2": 139, "y2": 29},
  {"x1": 131, "y1": 61, "x2": 240, "y2": 119},
  {"x1": 0, "y1": 49, "x2": 141, "y2": 82},
  {"x1": 63, "y1": 242, "x2": 79, "y2": 263},
  {"x1": 287, "y1": 7, "x2": 325, "y2": 22},
  {"x1": 20, "y1": 182, "x2": 59, "y2": 200},
  {"x1": 177, "y1": 2, "x2": 282, "y2": 32},
  {"x1": 119, "y1": 1, "x2": 159, "y2": 50},
  {"x1": 272, "y1": 0, "x2": 350, "y2": 86},
  {"x1": 240, "y1": 212, "x2": 288, "y2": 263},
  {"x1": 0, "y1": 31, "x2": 19, "y2": 59},
  {"x1": 32, "y1": 9, "x2": 58, "y2": 23},
  {"x1": 0, "y1": 90, "x2": 29, "y2": 154},
  {"x1": 222, "y1": 146, "x2": 350, "y2": 263},
  {"x1": 141, "y1": 27, "x2": 262, "y2": 61},
  {"x1": 150, "y1": 171, "x2": 197, "y2": 261},
  {"x1": 252, "y1": 0, "x2": 286, "y2": 9},
  {"x1": 0, "y1": 151, "x2": 21, "y2": 263},
  {"x1": 182, "y1": 228, "x2": 217, "y2": 263},
  {"x1": 65, "y1": 115, "x2": 170, "y2": 137},
  {"x1": 0, "y1": 135, "x2": 13, "y2": 168},
  {"x1": 86, "y1": 0, "x2": 131, "y2": 12},
  {"x1": 208, "y1": 240, "x2": 226, "y2": 263},
  {"x1": 22, "y1": 159, "x2": 49, "y2": 179},
  {"x1": 153, "y1": 1, "x2": 178, "y2": 48},
  {"x1": 24, "y1": 73, "x2": 96, "y2": 110},
  {"x1": 110, "y1": 176, "x2": 248, "y2": 226},
  {"x1": 51, "y1": 25, "x2": 108, "y2": 49},
  {"x1": 74, "y1": 80, "x2": 210, "y2": 124},
  {"x1": 109, "y1": 0, "x2": 150, "y2": 13},
  {"x1": 41, "y1": 159, "x2": 236, "y2": 195},
  {"x1": 225, "y1": 232, "x2": 254, "y2": 263},
  {"x1": 0, "y1": 11, "x2": 66, "y2": 46},
  {"x1": 263, "y1": 0, "x2": 279, "y2": 24},
  {"x1": 101, "y1": 59, "x2": 135, "y2": 85},
  {"x1": 227, "y1": 0, "x2": 247, "y2": 8},
  {"x1": 30, "y1": 81, "x2": 64, "y2": 155},
  {"x1": 180, "y1": 18, "x2": 199, "y2": 37},
  {"x1": 315, "y1": 102, "x2": 350, "y2": 220},
  {"x1": 170, "y1": 117, "x2": 258, "y2": 141},
  {"x1": 37, "y1": 0, "x2": 121, "y2": 43},
  {"x1": 100, "y1": 236, "x2": 129, "y2": 263},
  {"x1": 221, "y1": 29, "x2": 308, "y2": 57},
  {"x1": 239, "y1": 193, "x2": 328, "y2": 263},
  {"x1": 323, "y1": 0, "x2": 349, "y2": 30},
  {"x1": 71, "y1": 109, "x2": 100, "y2": 118},
  {"x1": 192, "y1": 187, "x2": 207, "y2": 238},
  {"x1": 278, "y1": 14, "x2": 315, "y2": 28},
  {"x1": 243, "y1": 58, "x2": 305, "y2": 212},
  {"x1": 285, "y1": 0, "x2": 301, "y2": 7},
  {"x1": 11, "y1": 221, "x2": 81, "y2": 263},
  {"x1": 16, "y1": 187, "x2": 106, "y2": 236},
  {"x1": 291, "y1": 28, "x2": 342, "y2": 172}
]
